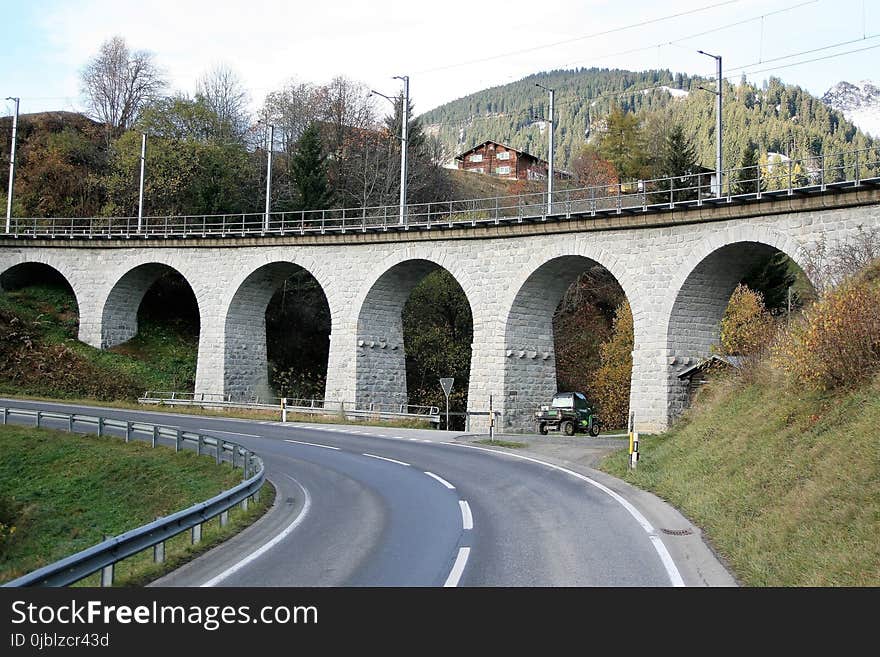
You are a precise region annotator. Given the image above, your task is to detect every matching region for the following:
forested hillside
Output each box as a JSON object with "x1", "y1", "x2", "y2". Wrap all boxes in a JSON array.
[{"x1": 421, "y1": 68, "x2": 875, "y2": 174}]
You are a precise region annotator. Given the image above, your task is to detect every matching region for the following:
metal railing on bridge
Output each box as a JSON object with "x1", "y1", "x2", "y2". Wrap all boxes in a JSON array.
[
  {"x1": 5, "y1": 146, "x2": 879, "y2": 240},
  {"x1": 138, "y1": 391, "x2": 440, "y2": 425}
]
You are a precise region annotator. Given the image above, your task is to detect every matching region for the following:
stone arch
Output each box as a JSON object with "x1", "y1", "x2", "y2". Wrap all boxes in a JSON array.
[
  {"x1": 100, "y1": 262, "x2": 200, "y2": 349},
  {"x1": 223, "y1": 260, "x2": 331, "y2": 401},
  {"x1": 0, "y1": 257, "x2": 84, "y2": 312},
  {"x1": 354, "y1": 254, "x2": 476, "y2": 411},
  {"x1": 500, "y1": 246, "x2": 636, "y2": 431},
  {"x1": 664, "y1": 227, "x2": 809, "y2": 421}
]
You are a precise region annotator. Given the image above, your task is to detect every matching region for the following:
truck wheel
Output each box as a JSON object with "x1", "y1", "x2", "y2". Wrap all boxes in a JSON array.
[
  {"x1": 561, "y1": 420, "x2": 575, "y2": 436},
  {"x1": 588, "y1": 422, "x2": 601, "y2": 437},
  {"x1": 538, "y1": 422, "x2": 548, "y2": 435}
]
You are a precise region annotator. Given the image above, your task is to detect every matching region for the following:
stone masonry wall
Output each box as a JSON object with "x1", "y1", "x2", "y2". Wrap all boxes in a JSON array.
[{"x1": 1, "y1": 197, "x2": 877, "y2": 433}]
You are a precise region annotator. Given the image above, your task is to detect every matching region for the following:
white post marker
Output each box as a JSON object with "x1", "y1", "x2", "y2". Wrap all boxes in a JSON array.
[
  {"x1": 281, "y1": 397, "x2": 287, "y2": 423},
  {"x1": 440, "y1": 378, "x2": 454, "y2": 431},
  {"x1": 631, "y1": 431, "x2": 640, "y2": 470}
]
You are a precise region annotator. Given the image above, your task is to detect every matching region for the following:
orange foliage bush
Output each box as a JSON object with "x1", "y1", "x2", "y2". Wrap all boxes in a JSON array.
[
  {"x1": 591, "y1": 300, "x2": 633, "y2": 429},
  {"x1": 773, "y1": 276, "x2": 880, "y2": 390},
  {"x1": 717, "y1": 284, "x2": 776, "y2": 361}
]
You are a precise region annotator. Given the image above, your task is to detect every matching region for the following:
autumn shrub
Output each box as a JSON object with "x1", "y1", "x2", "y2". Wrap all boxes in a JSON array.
[
  {"x1": 773, "y1": 274, "x2": 880, "y2": 390},
  {"x1": 591, "y1": 300, "x2": 633, "y2": 429},
  {"x1": 716, "y1": 284, "x2": 777, "y2": 365}
]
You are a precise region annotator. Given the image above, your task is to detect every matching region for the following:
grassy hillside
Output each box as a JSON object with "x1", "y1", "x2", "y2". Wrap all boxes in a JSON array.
[
  {"x1": 600, "y1": 368, "x2": 880, "y2": 586},
  {"x1": 0, "y1": 284, "x2": 197, "y2": 400},
  {"x1": 0, "y1": 424, "x2": 271, "y2": 585}
]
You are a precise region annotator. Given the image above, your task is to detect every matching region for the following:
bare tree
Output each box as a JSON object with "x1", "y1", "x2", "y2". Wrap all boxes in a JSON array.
[
  {"x1": 80, "y1": 36, "x2": 166, "y2": 137},
  {"x1": 196, "y1": 64, "x2": 250, "y2": 142}
]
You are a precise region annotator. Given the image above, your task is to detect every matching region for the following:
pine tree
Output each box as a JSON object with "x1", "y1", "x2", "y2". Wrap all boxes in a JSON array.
[
  {"x1": 291, "y1": 122, "x2": 332, "y2": 211},
  {"x1": 654, "y1": 122, "x2": 699, "y2": 201},
  {"x1": 734, "y1": 140, "x2": 764, "y2": 194}
]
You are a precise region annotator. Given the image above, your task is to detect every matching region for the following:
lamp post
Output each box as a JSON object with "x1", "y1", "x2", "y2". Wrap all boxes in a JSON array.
[
  {"x1": 258, "y1": 121, "x2": 275, "y2": 232},
  {"x1": 371, "y1": 75, "x2": 409, "y2": 226},
  {"x1": 535, "y1": 83, "x2": 555, "y2": 215},
  {"x1": 698, "y1": 50, "x2": 723, "y2": 197},
  {"x1": 5, "y1": 97, "x2": 19, "y2": 232}
]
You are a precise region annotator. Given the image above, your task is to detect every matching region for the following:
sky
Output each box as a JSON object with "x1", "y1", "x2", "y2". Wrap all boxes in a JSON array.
[{"x1": 0, "y1": 0, "x2": 878, "y2": 120}]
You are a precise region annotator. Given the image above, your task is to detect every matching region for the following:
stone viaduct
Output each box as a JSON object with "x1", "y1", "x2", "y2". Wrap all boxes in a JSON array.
[{"x1": 1, "y1": 185, "x2": 879, "y2": 433}]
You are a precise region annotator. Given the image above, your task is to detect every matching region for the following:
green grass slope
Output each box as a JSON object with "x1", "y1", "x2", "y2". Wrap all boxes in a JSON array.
[
  {"x1": 600, "y1": 369, "x2": 880, "y2": 586},
  {"x1": 0, "y1": 424, "x2": 267, "y2": 584},
  {"x1": 0, "y1": 284, "x2": 197, "y2": 400}
]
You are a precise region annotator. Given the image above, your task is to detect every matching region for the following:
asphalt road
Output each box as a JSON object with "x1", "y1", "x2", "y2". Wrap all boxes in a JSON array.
[{"x1": 1, "y1": 398, "x2": 683, "y2": 587}]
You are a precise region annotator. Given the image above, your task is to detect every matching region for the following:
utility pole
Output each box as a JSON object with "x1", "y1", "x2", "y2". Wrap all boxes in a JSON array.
[
  {"x1": 535, "y1": 83, "x2": 555, "y2": 214},
  {"x1": 5, "y1": 97, "x2": 19, "y2": 232},
  {"x1": 263, "y1": 122, "x2": 274, "y2": 232},
  {"x1": 698, "y1": 51, "x2": 723, "y2": 197},
  {"x1": 137, "y1": 133, "x2": 146, "y2": 232},
  {"x1": 394, "y1": 75, "x2": 409, "y2": 226},
  {"x1": 370, "y1": 76, "x2": 410, "y2": 226}
]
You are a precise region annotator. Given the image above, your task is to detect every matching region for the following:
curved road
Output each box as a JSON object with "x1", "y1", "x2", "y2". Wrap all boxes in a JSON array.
[{"x1": 2, "y1": 399, "x2": 691, "y2": 587}]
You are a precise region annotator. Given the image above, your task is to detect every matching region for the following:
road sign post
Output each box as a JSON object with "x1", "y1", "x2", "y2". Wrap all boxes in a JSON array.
[{"x1": 440, "y1": 378, "x2": 454, "y2": 431}]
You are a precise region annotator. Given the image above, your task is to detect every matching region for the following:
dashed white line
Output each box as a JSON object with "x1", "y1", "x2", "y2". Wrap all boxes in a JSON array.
[
  {"x1": 362, "y1": 453, "x2": 410, "y2": 467},
  {"x1": 459, "y1": 500, "x2": 473, "y2": 530},
  {"x1": 443, "y1": 547, "x2": 471, "y2": 587},
  {"x1": 424, "y1": 471, "x2": 456, "y2": 489},
  {"x1": 446, "y1": 442, "x2": 686, "y2": 587},
  {"x1": 284, "y1": 439, "x2": 340, "y2": 450},
  {"x1": 201, "y1": 475, "x2": 311, "y2": 587}
]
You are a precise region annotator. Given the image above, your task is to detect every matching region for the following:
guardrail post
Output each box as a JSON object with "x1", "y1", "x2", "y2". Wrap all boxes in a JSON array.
[
  {"x1": 68, "y1": 414, "x2": 74, "y2": 432},
  {"x1": 231, "y1": 445, "x2": 237, "y2": 469},
  {"x1": 220, "y1": 510, "x2": 229, "y2": 528},
  {"x1": 197, "y1": 434, "x2": 203, "y2": 456},
  {"x1": 125, "y1": 421, "x2": 131, "y2": 443},
  {"x1": 153, "y1": 517, "x2": 165, "y2": 563},
  {"x1": 191, "y1": 523, "x2": 202, "y2": 545},
  {"x1": 35, "y1": 411, "x2": 41, "y2": 428},
  {"x1": 100, "y1": 535, "x2": 114, "y2": 587},
  {"x1": 241, "y1": 495, "x2": 249, "y2": 512},
  {"x1": 152, "y1": 426, "x2": 158, "y2": 448},
  {"x1": 1, "y1": 407, "x2": 6, "y2": 425},
  {"x1": 254, "y1": 484, "x2": 261, "y2": 504},
  {"x1": 175, "y1": 429, "x2": 182, "y2": 452},
  {"x1": 215, "y1": 438, "x2": 222, "y2": 465}
]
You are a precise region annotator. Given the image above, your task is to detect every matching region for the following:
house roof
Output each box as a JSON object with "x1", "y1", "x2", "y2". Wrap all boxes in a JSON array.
[
  {"x1": 677, "y1": 354, "x2": 744, "y2": 379},
  {"x1": 454, "y1": 140, "x2": 545, "y2": 163}
]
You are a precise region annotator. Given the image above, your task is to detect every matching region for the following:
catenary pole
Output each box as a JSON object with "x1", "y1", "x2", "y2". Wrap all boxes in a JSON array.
[
  {"x1": 5, "y1": 97, "x2": 19, "y2": 231},
  {"x1": 137, "y1": 133, "x2": 146, "y2": 232}
]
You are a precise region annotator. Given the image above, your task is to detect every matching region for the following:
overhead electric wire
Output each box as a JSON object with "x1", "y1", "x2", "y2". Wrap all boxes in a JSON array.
[
  {"x1": 422, "y1": 30, "x2": 880, "y2": 130},
  {"x1": 414, "y1": 0, "x2": 743, "y2": 75}
]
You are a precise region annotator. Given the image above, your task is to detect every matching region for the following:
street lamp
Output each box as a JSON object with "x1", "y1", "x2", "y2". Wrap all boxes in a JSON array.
[
  {"x1": 5, "y1": 97, "x2": 19, "y2": 232},
  {"x1": 698, "y1": 50, "x2": 723, "y2": 197},
  {"x1": 257, "y1": 120, "x2": 275, "y2": 232},
  {"x1": 535, "y1": 83, "x2": 555, "y2": 215},
  {"x1": 371, "y1": 75, "x2": 409, "y2": 226}
]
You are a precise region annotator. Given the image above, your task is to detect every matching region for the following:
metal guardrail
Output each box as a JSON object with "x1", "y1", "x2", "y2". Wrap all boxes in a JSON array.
[
  {"x1": 138, "y1": 391, "x2": 441, "y2": 424},
  {"x1": 0, "y1": 405, "x2": 265, "y2": 588},
  {"x1": 3, "y1": 146, "x2": 878, "y2": 240}
]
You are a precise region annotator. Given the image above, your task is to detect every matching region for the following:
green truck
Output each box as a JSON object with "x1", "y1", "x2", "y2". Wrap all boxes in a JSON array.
[{"x1": 535, "y1": 392, "x2": 602, "y2": 437}]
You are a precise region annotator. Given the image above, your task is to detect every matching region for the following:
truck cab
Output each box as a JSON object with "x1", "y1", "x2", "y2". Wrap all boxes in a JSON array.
[{"x1": 535, "y1": 392, "x2": 601, "y2": 436}]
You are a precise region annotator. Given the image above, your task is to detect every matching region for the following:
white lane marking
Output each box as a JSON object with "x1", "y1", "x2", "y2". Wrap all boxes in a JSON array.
[
  {"x1": 424, "y1": 471, "x2": 456, "y2": 489},
  {"x1": 362, "y1": 453, "x2": 410, "y2": 467},
  {"x1": 408, "y1": 438, "x2": 420, "y2": 441},
  {"x1": 444, "y1": 547, "x2": 471, "y2": 587},
  {"x1": 199, "y1": 428, "x2": 261, "y2": 438},
  {"x1": 284, "y1": 439, "x2": 340, "y2": 451},
  {"x1": 448, "y1": 443, "x2": 686, "y2": 587},
  {"x1": 459, "y1": 500, "x2": 473, "y2": 530},
  {"x1": 201, "y1": 476, "x2": 311, "y2": 587}
]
